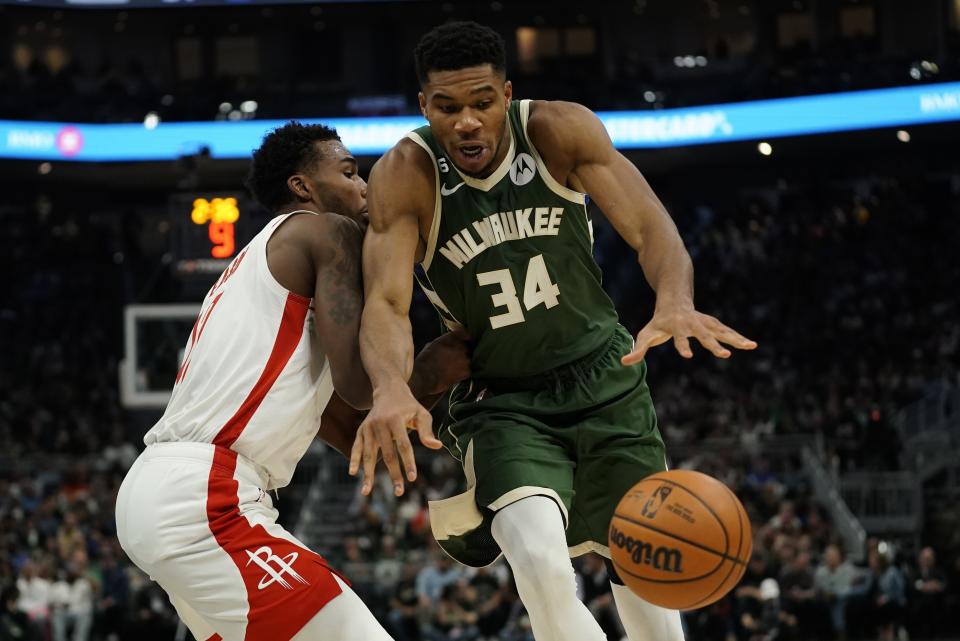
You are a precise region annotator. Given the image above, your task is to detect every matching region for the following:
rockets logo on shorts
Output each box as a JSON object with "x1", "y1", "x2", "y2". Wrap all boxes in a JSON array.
[{"x1": 245, "y1": 546, "x2": 310, "y2": 590}]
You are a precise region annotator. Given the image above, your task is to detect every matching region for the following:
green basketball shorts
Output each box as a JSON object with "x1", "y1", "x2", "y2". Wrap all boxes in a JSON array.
[{"x1": 430, "y1": 325, "x2": 667, "y2": 567}]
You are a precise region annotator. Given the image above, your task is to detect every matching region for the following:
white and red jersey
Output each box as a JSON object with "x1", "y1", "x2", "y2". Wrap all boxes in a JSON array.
[{"x1": 145, "y1": 212, "x2": 333, "y2": 490}]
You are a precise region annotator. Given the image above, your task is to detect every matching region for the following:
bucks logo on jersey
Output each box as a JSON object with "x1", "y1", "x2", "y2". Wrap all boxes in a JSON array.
[{"x1": 409, "y1": 100, "x2": 618, "y2": 379}]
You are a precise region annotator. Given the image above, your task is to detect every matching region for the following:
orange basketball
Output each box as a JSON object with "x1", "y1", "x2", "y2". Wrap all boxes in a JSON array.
[{"x1": 608, "y1": 469, "x2": 752, "y2": 610}]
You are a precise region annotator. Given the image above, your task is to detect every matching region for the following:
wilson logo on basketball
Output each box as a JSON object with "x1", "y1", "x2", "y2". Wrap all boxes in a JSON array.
[{"x1": 609, "y1": 525, "x2": 684, "y2": 574}]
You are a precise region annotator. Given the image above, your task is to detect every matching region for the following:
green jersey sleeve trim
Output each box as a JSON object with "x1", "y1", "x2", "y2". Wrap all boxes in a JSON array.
[
  {"x1": 405, "y1": 131, "x2": 444, "y2": 271},
  {"x1": 519, "y1": 99, "x2": 587, "y2": 206}
]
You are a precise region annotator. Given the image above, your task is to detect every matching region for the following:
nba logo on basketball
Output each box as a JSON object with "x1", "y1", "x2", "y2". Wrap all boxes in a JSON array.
[{"x1": 640, "y1": 485, "x2": 672, "y2": 518}]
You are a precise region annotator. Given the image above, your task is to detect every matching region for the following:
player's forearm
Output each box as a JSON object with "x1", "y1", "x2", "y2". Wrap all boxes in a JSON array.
[
  {"x1": 636, "y1": 211, "x2": 695, "y2": 311},
  {"x1": 329, "y1": 322, "x2": 373, "y2": 410},
  {"x1": 405, "y1": 329, "x2": 470, "y2": 410},
  {"x1": 407, "y1": 369, "x2": 445, "y2": 411},
  {"x1": 360, "y1": 296, "x2": 415, "y2": 393},
  {"x1": 317, "y1": 394, "x2": 365, "y2": 459},
  {"x1": 331, "y1": 349, "x2": 373, "y2": 410}
]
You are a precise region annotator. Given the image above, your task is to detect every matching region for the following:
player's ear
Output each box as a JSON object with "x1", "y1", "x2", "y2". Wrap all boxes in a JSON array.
[
  {"x1": 418, "y1": 92, "x2": 427, "y2": 117},
  {"x1": 503, "y1": 80, "x2": 513, "y2": 106},
  {"x1": 287, "y1": 174, "x2": 310, "y2": 202}
]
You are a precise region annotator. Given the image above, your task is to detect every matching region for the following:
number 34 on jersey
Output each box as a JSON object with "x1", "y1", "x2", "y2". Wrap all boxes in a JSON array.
[{"x1": 478, "y1": 254, "x2": 559, "y2": 329}]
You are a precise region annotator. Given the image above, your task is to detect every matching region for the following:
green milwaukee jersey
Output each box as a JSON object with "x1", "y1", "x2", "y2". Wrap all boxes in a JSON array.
[{"x1": 409, "y1": 99, "x2": 619, "y2": 379}]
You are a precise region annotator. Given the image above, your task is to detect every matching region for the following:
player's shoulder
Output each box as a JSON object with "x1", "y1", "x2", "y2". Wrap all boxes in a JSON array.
[
  {"x1": 273, "y1": 211, "x2": 363, "y2": 261},
  {"x1": 368, "y1": 137, "x2": 436, "y2": 217},
  {"x1": 527, "y1": 100, "x2": 598, "y2": 138},
  {"x1": 273, "y1": 209, "x2": 358, "y2": 236},
  {"x1": 527, "y1": 100, "x2": 603, "y2": 159},
  {"x1": 264, "y1": 211, "x2": 363, "y2": 297},
  {"x1": 371, "y1": 136, "x2": 435, "y2": 184}
]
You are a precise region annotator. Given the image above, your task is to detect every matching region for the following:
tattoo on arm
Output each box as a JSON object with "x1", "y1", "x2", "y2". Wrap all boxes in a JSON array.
[{"x1": 319, "y1": 221, "x2": 363, "y2": 326}]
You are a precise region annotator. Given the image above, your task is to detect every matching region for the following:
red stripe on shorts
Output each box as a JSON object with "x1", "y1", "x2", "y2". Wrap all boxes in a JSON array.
[
  {"x1": 212, "y1": 292, "x2": 310, "y2": 449},
  {"x1": 206, "y1": 447, "x2": 343, "y2": 641},
  {"x1": 205, "y1": 635, "x2": 222, "y2": 641}
]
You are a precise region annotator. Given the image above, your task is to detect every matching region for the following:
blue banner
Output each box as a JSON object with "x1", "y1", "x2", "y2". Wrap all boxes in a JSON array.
[{"x1": 2, "y1": 82, "x2": 959, "y2": 162}]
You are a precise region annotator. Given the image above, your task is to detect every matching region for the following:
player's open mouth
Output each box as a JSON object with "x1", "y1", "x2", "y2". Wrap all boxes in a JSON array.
[
  {"x1": 459, "y1": 144, "x2": 484, "y2": 157},
  {"x1": 455, "y1": 143, "x2": 488, "y2": 168}
]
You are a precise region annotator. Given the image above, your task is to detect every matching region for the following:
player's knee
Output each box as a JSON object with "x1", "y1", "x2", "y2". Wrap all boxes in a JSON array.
[
  {"x1": 491, "y1": 495, "x2": 577, "y2": 590},
  {"x1": 495, "y1": 521, "x2": 574, "y2": 589},
  {"x1": 492, "y1": 495, "x2": 566, "y2": 542},
  {"x1": 297, "y1": 622, "x2": 391, "y2": 641},
  {"x1": 524, "y1": 544, "x2": 577, "y2": 592},
  {"x1": 293, "y1": 588, "x2": 393, "y2": 641}
]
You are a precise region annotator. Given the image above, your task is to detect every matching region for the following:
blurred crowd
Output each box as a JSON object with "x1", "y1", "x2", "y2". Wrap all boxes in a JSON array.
[
  {"x1": 336, "y1": 447, "x2": 960, "y2": 641},
  {"x1": 1, "y1": 154, "x2": 959, "y2": 640},
  {"x1": 1, "y1": 6, "x2": 958, "y2": 123},
  {"x1": 527, "y1": 35, "x2": 960, "y2": 114},
  {"x1": 3, "y1": 45, "x2": 957, "y2": 124},
  {"x1": 609, "y1": 171, "x2": 960, "y2": 475},
  {"x1": 2, "y1": 447, "x2": 958, "y2": 641},
  {"x1": 0, "y1": 196, "x2": 187, "y2": 640},
  {"x1": 0, "y1": 457, "x2": 187, "y2": 641}
]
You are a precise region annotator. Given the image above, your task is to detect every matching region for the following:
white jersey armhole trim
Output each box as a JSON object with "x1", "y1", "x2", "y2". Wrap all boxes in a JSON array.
[
  {"x1": 418, "y1": 269, "x2": 464, "y2": 330},
  {"x1": 405, "y1": 132, "x2": 443, "y2": 271},
  {"x1": 256, "y1": 210, "x2": 319, "y2": 301},
  {"x1": 519, "y1": 99, "x2": 587, "y2": 206}
]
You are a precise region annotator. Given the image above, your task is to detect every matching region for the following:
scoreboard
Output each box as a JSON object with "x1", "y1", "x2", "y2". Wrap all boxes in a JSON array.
[
  {"x1": 190, "y1": 196, "x2": 240, "y2": 259},
  {"x1": 170, "y1": 193, "x2": 265, "y2": 277}
]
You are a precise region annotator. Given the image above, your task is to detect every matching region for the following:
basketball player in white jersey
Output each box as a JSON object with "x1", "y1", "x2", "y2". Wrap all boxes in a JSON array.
[{"x1": 116, "y1": 122, "x2": 470, "y2": 641}]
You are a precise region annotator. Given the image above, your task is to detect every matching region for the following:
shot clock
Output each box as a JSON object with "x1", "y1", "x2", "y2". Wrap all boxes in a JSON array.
[
  {"x1": 171, "y1": 193, "x2": 264, "y2": 278},
  {"x1": 191, "y1": 196, "x2": 240, "y2": 259}
]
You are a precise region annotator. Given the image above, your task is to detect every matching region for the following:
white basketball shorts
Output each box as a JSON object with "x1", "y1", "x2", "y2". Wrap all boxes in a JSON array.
[{"x1": 116, "y1": 442, "x2": 391, "y2": 641}]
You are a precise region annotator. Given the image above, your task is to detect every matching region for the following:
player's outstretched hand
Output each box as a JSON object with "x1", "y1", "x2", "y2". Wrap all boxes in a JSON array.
[
  {"x1": 622, "y1": 306, "x2": 757, "y2": 365},
  {"x1": 349, "y1": 381, "x2": 441, "y2": 497}
]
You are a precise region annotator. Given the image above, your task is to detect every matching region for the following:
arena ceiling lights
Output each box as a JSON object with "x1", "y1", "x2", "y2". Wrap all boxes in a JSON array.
[{"x1": 2, "y1": 82, "x2": 959, "y2": 162}]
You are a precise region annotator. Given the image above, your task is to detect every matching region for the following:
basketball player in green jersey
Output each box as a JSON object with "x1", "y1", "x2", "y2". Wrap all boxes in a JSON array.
[{"x1": 352, "y1": 21, "x2": 756, "y2": 641}]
